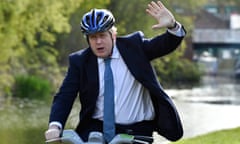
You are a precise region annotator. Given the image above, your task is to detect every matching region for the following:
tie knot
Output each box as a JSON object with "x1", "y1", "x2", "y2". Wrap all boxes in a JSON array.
[{"x1": 104, "y1": 58, "x2": 111, "y2": 65}]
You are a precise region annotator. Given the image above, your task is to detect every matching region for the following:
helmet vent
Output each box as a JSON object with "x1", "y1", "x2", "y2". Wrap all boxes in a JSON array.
[{"x1": 80, "y1": 9, "x2": 115, "y2": 35}]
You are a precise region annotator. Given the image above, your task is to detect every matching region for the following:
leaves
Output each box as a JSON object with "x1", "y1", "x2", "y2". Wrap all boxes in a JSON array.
[{"x1": 0, "y1": 0, "x2": 82, "y2": 94}]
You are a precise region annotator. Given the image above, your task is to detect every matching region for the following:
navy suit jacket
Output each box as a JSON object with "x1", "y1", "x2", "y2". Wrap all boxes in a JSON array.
[{"x1": 49, "y1": 30, "x2": 185, "y2": 141}]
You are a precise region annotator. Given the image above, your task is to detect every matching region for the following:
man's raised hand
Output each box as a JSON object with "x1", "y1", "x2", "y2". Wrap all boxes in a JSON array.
[{"x1": 146, "y1": 1, "x2": 176, "y2": 29}]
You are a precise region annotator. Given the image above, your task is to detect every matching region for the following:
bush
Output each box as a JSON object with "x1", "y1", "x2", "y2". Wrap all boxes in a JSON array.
[
  {"x1": 13, "y1": 75, "x2": 52, "y2": 100},
  {"x1": 153, "y1": 58, "x2": 203, "y2": 89}
]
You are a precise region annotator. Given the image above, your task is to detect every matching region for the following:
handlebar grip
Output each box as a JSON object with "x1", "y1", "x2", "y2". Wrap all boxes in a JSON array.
[{"x1": 134, "y1": 135, "x2": 154, "y2": 143}]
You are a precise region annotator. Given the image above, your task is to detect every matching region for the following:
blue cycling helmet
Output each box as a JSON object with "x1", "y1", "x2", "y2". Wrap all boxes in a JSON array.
[{"x1": 81, "y1": 9, "x2": 115, "y2": 35}]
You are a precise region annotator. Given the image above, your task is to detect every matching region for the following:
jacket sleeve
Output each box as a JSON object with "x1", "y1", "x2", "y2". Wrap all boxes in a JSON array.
[
  {"x1": 49, "y1": 52, "x2": 82, "y2": 128},
  {"x1": 141, "y1": 27, "x2": 186, "y2": 61}
]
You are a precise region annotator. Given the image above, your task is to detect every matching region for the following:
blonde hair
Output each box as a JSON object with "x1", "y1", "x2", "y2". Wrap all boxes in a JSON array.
[{"x1": 109, "y1": 26, "x2": 117, "y2": 35}]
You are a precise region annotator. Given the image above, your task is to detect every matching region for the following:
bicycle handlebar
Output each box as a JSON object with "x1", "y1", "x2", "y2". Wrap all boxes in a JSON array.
[
  {"x1": 133, "y1": 135, "x2": 153, "y2": 143},
  {"x1": 45, "y1": 129, "x2": 153, "y2": 144}
]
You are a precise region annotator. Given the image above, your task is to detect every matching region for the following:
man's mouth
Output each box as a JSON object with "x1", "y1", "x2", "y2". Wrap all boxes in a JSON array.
[{"x1": 97, "y1": 47, "x2": 104, "y2": 51}]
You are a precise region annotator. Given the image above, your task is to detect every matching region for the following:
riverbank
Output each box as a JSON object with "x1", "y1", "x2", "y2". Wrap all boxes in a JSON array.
[
  {"x1": 0, "y1": 99, "x2": 49, "y2": 144},
  {"x1": 152, "y1": 75, "x2": 240, "y2": 143},
  {"x1": 174, "y1": 101, "x2": 240, "y2": 139},
  {"x1": 171, "y1": 127, "x2": 240, "y2": 144},
  {"x1": 152, "y1": 100, "x2": 240, "y2": 144},
  {"x1": 1, "y1": 99, "x2": 240, "y2": 144}
]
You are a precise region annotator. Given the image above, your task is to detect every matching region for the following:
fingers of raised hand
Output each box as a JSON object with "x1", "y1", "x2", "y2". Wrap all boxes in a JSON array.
[{"x1": 146, "y1": 1, "x2": 164, "y2": 15}]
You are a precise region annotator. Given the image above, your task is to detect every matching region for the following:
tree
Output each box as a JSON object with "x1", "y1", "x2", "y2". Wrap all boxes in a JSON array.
[{"x1": 0, "y1": 0, "x2": 82, "y2": 96}]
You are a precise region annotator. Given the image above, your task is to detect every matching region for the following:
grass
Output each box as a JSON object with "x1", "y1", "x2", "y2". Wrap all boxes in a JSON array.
[
  {"x1": 171, "y1": 127, "x2": 240, "y2": 144},
  {"x1": 0, "y1": 99, "x2": 50, "y2": 144},
  {"x1": 0, "y1": 98, "x2": 78, "y2": 144}
]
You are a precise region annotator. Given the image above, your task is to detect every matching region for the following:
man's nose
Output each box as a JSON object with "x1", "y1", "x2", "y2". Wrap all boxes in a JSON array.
[{"x1": 96, "y1": 37, "x2": 102, "y2": 43}]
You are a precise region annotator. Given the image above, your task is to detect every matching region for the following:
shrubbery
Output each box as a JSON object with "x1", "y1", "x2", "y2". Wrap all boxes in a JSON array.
[
  {"x1": 13, "y1": 75, "x2": 52, "y2": 100},
  {"x1": 153, "y1": 58, "x2": 203, "y2": 89}
]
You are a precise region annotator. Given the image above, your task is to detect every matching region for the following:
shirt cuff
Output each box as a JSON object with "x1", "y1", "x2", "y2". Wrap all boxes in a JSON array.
[
  {"x1": 49, "y1": 121, "x2": 62, "y2": 130},
  {"x1": 167, "y1": 21, "x2": 186, "y2": 37}
]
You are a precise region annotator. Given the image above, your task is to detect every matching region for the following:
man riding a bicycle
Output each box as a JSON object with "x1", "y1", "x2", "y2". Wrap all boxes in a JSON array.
[{"x1": 45, "y1": 1, "x2": 186, "y2": 143}]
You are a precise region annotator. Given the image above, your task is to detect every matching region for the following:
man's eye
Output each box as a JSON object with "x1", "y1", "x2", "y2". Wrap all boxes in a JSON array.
[{"x1": 89, "y1": 36, "x2": 96, "y2": 39}]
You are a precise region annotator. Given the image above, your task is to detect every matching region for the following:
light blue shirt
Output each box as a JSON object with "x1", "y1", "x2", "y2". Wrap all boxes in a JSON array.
[
  {"x1": 93, "y1": 45, "x2": 155, "y2": 124},
  {"x1": 92, "y1": 22, "x2": 185, "y2": 124}
]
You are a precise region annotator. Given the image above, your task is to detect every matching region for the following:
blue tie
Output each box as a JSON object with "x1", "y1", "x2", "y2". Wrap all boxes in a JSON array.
[{"x1": 103, "y1": 58, "x2": 115, "y2": 142}]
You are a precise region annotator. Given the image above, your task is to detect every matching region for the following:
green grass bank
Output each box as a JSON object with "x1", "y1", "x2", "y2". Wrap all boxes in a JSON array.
[{"x1": 171, "y1": 127, "x2": 240, "y2": 144}]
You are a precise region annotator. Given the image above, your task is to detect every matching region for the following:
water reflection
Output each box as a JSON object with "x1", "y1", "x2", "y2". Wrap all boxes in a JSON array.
[
  {"x1": 165, "y1": 76, "x2": 240, "y2": 140},
  {"x1": 168, "y1": 76, "x2": 240, "y2": 105},
  {"x1": 174, "y1": 101, "x2": 240, "y2": 139}
]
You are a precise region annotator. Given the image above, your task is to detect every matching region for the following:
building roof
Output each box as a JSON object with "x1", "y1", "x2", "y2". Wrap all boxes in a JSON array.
[
  {"x1": 193, "y1": 9, "x2": 240, "y2": 44},
  {"x1": 194, "y1": 9, "x2": 229, "y2": 29}
]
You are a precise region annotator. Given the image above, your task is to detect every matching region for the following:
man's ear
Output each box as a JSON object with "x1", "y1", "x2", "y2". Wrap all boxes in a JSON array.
[{"x1": 110, "y1": 26, "x2": 117, "y2": 38}]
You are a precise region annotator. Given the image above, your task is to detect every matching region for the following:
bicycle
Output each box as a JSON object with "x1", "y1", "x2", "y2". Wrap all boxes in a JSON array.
[{"x1": 45, "y1": 129, "x2": 153, "y2": 144}]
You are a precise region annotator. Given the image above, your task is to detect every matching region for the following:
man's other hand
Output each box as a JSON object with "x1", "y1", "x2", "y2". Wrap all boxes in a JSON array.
[{"x1": 45, "y1": 125, "x2": 61, "y2": 140}]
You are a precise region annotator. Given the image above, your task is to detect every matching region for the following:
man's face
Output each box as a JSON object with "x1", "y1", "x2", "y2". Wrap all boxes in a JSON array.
[{"x1": 88, "y1": 31, "x2": 115, "y2": 58}]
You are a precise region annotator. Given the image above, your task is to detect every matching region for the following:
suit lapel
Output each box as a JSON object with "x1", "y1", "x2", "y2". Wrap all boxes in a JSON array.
[
  {"x1": 116, "y1": 39, "x2": 155, "y2": 85},
  {"x1": 85, "y1": 51, "x2": 99, "y2": 103},
  {"x1": 116, "y1": 40, "x2": 139, "y2": 78}
]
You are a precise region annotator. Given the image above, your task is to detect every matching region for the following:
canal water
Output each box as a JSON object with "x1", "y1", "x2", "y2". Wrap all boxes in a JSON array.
[
  {"x1": 153, "y1": 76, "x2": 240, "y2": 143},
  {"x1": 0, "y1": 76, "x2": 240, "y2": 144}
]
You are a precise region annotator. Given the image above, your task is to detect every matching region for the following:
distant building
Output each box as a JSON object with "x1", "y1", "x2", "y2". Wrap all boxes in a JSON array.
[
  {"x1": 192, "y1": 5, "x2": 240, "y2": 76},
  {"x1": 230, "y1": 13, "x2": 240, "y2": 29}
]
